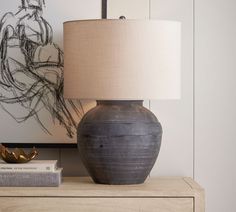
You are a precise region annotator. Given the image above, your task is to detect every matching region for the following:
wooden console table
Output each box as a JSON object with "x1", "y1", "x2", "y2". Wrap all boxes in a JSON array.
[{"x1": 0, "y1": 177, "x2": 204, "y2": 212}]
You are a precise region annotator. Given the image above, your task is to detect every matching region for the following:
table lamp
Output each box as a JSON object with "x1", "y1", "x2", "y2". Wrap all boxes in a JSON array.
[{"x1": 63, "y1": 19, "x2": 181, "y2": 185}]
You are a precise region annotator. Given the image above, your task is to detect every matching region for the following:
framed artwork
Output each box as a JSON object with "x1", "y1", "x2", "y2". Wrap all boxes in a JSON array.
[
  {"x1": 0, "y1": 0, "x2": 145, "y2": 147},
  {"x1": 0, "y1": 0, "x2": 101, "y2": 147}
]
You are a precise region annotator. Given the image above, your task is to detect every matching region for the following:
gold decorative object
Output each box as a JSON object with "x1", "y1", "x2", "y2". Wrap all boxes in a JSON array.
[{"x1": 0, "y1": 144, "x2": 38, "y2": 163}]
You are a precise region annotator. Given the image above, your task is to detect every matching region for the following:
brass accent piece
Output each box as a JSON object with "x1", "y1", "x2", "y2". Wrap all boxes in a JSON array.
[{"x1": 0, "y1": 144, "x2": 38, "y2": 163}]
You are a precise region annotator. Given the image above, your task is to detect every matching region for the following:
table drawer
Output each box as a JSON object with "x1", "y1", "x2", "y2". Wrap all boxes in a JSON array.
[{"x1": 0, "y1": 197, "x2": 193, "y2": 212}]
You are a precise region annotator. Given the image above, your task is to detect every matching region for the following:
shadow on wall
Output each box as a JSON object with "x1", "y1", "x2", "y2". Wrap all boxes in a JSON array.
[{"x1": 23, "y1": 147, "x2": 88, "y2": 176}]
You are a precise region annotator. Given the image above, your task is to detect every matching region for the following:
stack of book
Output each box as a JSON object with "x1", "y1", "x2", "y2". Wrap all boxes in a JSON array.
[{"x1": 0, "y1": 160, "x2": 62, "y2": 187}]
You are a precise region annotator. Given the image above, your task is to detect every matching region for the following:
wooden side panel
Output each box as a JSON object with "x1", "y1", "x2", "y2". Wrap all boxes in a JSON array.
[
  {"x1": 184, "y1": 178, "x2": 205, "y2": 212},
  {"x1": 0, "y1": 198, "x2": 193, "y2": 212}
]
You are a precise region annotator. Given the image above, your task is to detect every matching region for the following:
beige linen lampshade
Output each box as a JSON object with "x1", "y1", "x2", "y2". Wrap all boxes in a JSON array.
[{"x1": 63, "y1": 19, "x2": 181, "y2": 100}]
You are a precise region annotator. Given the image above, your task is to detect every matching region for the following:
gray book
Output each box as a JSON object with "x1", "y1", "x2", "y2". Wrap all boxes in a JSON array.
[{"x1": 0, "y1": 168, "x2": 62, "y2": 187}]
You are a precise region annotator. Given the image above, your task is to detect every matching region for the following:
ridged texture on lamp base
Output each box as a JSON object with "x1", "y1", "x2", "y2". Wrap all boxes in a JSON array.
[{"x1": 77, "y1": 101, "x2": 162, "y2": 185}]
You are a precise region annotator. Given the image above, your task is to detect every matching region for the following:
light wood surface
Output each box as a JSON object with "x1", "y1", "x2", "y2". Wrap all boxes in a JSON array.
[
  {"x1": 0, "y1": 177, "x2": 204, "y2": 212},
  {"x1": 0, "y1": 198, "x2": 193, "y2": 212},
  {"x1": 0, "y1": 177, "x2": 202, "y2": 197},
  {"x1": 184, "y1": 177, "x2": 205, "y2": 212}
]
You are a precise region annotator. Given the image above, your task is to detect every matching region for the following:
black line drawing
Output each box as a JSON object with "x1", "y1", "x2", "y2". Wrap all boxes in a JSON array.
[{"x1": 0, "y1": 0, "x2": 84, "y2": 139}]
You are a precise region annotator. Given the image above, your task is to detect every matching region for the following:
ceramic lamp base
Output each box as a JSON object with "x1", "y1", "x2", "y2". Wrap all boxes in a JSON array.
[{"x1": 77, "y1": 100, "x2": 162, "y2": 185}]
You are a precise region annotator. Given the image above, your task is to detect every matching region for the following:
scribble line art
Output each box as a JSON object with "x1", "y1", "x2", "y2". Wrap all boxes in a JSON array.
[{"x1": 0, "y1": 0, "x2": 84, "y2": 138}]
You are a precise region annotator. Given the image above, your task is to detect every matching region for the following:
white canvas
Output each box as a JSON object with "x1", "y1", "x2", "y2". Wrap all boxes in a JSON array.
[{"x1": 0, "y1": 0, "x2": 100, "y2": 144}]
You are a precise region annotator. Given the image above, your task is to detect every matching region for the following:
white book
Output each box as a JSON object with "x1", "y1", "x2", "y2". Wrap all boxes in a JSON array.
[{"x1": 0, "y1": 160, "x2": 57, "y2": 172}]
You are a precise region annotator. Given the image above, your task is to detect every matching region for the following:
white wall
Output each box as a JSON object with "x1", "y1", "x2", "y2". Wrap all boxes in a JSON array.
[{"x1": 195, "y1": 0, "x2": 236, "y2": 211}]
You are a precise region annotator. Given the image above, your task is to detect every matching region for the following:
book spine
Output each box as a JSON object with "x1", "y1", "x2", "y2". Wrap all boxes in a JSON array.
[
  {"x1": 0, "y1": 170, "x2": 62, "y2": 187},
  {"x1": 0, "y1": 163, "x2": 57, "y2": 172}
]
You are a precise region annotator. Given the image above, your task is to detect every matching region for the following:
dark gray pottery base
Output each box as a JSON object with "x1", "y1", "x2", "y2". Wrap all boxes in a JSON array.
[{"x1": 77, "y1": 100, "x2": 162, "y2": 185}]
